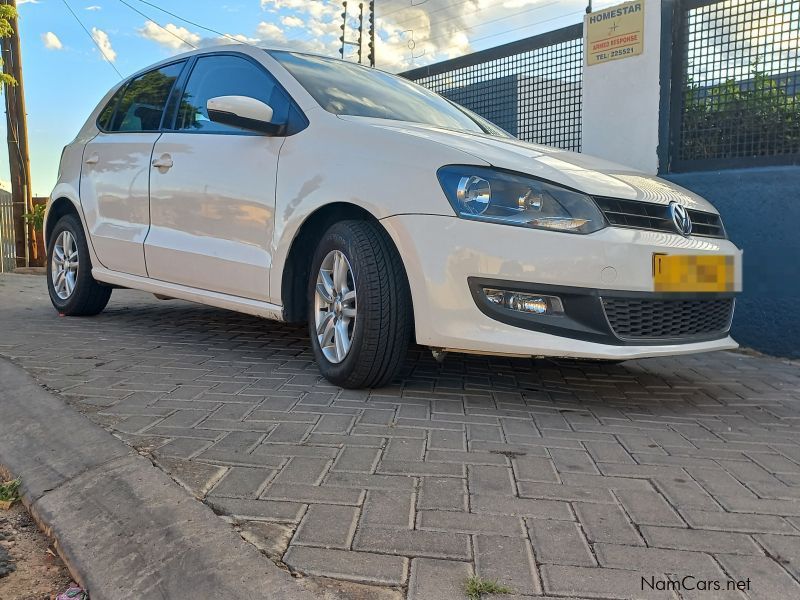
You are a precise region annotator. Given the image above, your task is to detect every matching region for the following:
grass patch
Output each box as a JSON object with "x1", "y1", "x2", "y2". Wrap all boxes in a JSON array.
[
  {"x1": 465, "y1": 575, "x2": 512, "y2": 599},
  {"x1": 0, "y1": 477, "x2": 21, "y2": 507}
]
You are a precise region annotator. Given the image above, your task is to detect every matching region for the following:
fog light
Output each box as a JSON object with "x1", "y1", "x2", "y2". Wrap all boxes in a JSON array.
[{"x1": 483, "y1": 288, "x2": 564, "y2": 315}]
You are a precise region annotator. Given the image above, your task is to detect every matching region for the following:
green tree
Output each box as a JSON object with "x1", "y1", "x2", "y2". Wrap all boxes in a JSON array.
[
  {"x1": 681, "y1": 63, "x2": 800, "y2": 161},
  {"x1": 0, "y1": 4, "x2": 17, "y2": 89}
]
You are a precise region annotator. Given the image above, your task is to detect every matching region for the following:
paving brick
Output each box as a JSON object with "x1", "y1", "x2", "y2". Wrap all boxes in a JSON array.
[
  {"x1": 205, "y1": 497, "x2": 304, "y2": 522},
  {"x1": 468, "y1": 465, "x2": 516, "y2": 495},
  {"x1": 517, "y1": 481, "x2": 616, "y2": 504},
  {"x1": 157, "y1": 409, "x2": 210, "y2": 428},
  {"x1": 383, "y1": 438, "x2": 425, "y2": 461},
  {"x1": 512, "y1": 456, "x2": 559, "y2": 483},
  {"x1": 428, "y1": 430, "x2": 466, "y2": 451},
  {"x1": 615, "y1": 489, "x2": 685, "y2": 527},
  {"x1": 273, "y1": 457, "x2": 331, "y2": 485},
  {"x1": 640, "y1": 526, "x2": 763, "y2": 555},
  {"x1": 313, "y1": 414, "x2": 354, "y2": 434},
  {"x1": 361, "y1": 490, "x2": 414, "y2": 528},
  {"x1": 550, "y1": 448, "x2": 600, "y2": 475},
  {"x1": 541, "y1": 565, "x2": 669, "y2": 599},
  {"x1": 682, "y1": 510, "x2": 796, "y2": 534},
  {"x1": 754, "y1": 533, "x2": 800, "y2": 580},
  {"x1": 262, "y1": 483, "x2": 363, "y2": 506},
  {"x1": 418, "y1": 511, "x2": 523, "y2": 537},
  {"x1": 324, "y1": 472, "x2": 416, "y2": 491},
  {"x1": 527, "y1": 519, "x2": 595, "y2": 566},
  {"x1": 155, "y1": 436, "x2": 212, "y2": 459},
  {"x1": 427, "y1": 449, "x2": 507, "y2": 465},
  {"x1": 715, "y1": 554, "x2": 800, "y2": 600},
  {"x1": 594, "y1": 543, "x2": 724, "y2": 575},
  {"x1": 584, "y1": 441, "x2": 635, "y2": 464},
  {"x1": 408, "y1": 558, "x2": 472, "y2": 600},
  {"x1": 474, "y1": 534, "x2": 540, "y2": 595},
  {"x1": 331, "y1": 447, "x2": 380, "y2": 473},
  {"x1": 209, "y1": 467, "x2": 274, "y2": 499},
  {"x1": 354, "y1": 526, "x2": 469, "y2": 559},
  {"x1": 653, "y1": 476, "x2": 720, "y2": 511},
  {"x1": 291, "y1": 504, "x2": 358, "y2": 549},
  {"x1": 470, "y1": 494, "x2": 572, "y2": 520},
  {"x1": 418, "y1": 477, "x2": 467, "y2": 511},
  {"x1": 378, "y1": 460, "x2": 464, "y2": 477},
  {"x1": 574, "y1": 502, "x2": 644, "y2": 545},
  {"x1": 283, "y1": 546, "x2": 407, "y2": 586},
  {"x1": 265, "y1": 422, "x2": 312, "y2": 443}
]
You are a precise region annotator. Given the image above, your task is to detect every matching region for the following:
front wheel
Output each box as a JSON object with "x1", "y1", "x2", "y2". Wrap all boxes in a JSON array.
[
  {"x1": 307, "y1": 220, "x2": 412, "y2": 388},
  {"x1": 46, "y1": 214, "x2": 112, "y2": 316}
]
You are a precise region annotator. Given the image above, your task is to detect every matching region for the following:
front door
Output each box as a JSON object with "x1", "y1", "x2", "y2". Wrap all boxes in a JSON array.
[
  {"x1": 145, "y1": 54, "x2": 288, "y2": 300},
  {"x1": 79, "y1": 62, "x2": 185, "y2": 276}
]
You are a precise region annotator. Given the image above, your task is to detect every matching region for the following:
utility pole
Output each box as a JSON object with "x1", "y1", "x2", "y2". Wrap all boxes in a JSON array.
[{"x1": 1, "y1": 0, "x2": 32, "y2": 267}]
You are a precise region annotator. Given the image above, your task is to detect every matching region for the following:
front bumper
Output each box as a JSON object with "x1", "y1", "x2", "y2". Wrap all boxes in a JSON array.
[{"x1": 381, "y1": 214, "x2": 742, "y2": 359}]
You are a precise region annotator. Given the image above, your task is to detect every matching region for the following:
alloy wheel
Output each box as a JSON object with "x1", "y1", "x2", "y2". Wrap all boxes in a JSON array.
[
  {"x1": 314, "y1": 249, "x2": 357, "y2": 364},
  {"x1": 51, "y1": 230, "x2": 79, "y2": 300}
]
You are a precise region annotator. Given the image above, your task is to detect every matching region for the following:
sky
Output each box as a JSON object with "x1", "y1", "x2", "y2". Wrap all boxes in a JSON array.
[{"x1": 1, "y1": 0, "x2": 625, "y2": 195}]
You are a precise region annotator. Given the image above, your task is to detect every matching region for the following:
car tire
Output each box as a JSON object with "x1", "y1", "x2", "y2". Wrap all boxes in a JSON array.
[
  {"x1": 307, "y1": 220, "x2": 412, "y2": 388},
  {"x1": 46, "y1": 213, "x2": 112, "y2": 316}
]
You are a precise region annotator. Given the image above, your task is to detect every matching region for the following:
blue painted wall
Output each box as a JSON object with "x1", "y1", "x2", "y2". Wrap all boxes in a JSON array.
[{"x1": 664, "y1": 166, "x2": 800, "y2": 358}]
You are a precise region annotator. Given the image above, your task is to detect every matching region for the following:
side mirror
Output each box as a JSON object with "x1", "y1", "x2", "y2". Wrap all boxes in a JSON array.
[{"x1": 206, "y1": 95, "x2": 284, "y2": 135}]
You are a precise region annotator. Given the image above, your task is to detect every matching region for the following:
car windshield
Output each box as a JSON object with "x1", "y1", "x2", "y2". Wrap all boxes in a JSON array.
[{"x1": 268, "y1": 50, "x2": 510, "y2": 137}]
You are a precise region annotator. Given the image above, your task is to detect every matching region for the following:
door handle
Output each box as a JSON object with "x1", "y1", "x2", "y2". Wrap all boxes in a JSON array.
[
  {"x1": 84, "y1": 153, "x2": 99, "y2": 165},
  {"x1": 151, "y1": 154, "x2": 174, "y2": 170}
]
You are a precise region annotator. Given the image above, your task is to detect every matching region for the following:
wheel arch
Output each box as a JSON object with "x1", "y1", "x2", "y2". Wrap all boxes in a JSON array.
[
  {"x1": 45, "y1": 196, "x2": 82, "y2": 248},
  {"x1": 279, "y1": 202, "x2": 413, "y2": 325}
]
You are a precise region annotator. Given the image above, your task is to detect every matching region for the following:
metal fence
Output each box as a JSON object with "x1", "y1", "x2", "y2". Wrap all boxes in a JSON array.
[
  {"x1": 670, "y1": 0, "x2": 800, "y2": 171},
  {"x1": 402, "y1": 24, "x2": 584, "y2": 152},
  {"x1": 0, "y1": 192, "x2": 15, "y2": 273}
]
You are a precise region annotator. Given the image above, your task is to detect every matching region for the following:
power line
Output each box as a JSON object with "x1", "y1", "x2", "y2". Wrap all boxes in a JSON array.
[
  {"x1": 425, "y1": 8, "x2": 585, "y2": 47},
  {"x1": 59, "y1": 0, "x2": 123, "y2": 78},
  {"x1": 128, "y1": 0, "x2": 255, "y2": 46},
  {"x1": 117, "y1": 0, "x2": 198, "y2": 49}
]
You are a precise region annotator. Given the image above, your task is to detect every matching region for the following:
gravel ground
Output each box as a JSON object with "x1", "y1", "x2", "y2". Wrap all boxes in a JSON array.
[{"x1": 0, "y1": 469, "x2": 74, "y2": 600}]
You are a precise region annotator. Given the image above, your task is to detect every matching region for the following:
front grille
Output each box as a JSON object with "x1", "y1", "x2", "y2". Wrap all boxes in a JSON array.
[
  {"x1": 594, "y1": 197, "x2": 726, "y2": 238},
  {"x1": 602, "y1": 297, "x2": 734, "y2": 341}
]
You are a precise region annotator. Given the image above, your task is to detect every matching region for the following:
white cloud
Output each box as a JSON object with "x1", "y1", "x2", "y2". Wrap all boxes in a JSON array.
[
  {"x1": 85, "y1": 5, "x2": 102, "y2": 10},
  {"x1": 139, "y1": 21, "x2": 201, "y2": 51},
  {"x1": 41, "y1": 32, "x2": 63, "y2": 50},
  {"x1": 256, "y1": 21, "x2": 286, "y2": 43},
  {"x1": 281, "y1": 15, "x2": 304, "y2": 29},
  {"x1": 17, "y1": 0, "x2": 40, "y2": 5},
  {"x1": 91, "y1": 27, "x2": 116, "y2": 62}
]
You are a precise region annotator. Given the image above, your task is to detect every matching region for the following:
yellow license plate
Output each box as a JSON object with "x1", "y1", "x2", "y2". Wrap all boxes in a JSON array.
[{"x1": 653, "y1": 254, "x2": 734, "y2": 292}]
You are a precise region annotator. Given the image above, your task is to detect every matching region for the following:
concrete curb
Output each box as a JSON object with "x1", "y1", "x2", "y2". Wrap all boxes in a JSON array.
[{"x1": 0, "y1": 357, "x2": 317, "y2": 600}]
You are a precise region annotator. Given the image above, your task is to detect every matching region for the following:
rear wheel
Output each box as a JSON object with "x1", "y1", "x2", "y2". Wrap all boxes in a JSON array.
[
  {"x1": 47, "y1": 214, "x2": 112, "y2": 316},
  {"x1": 307, "y1": 220, "x2": 412, "y2": 388}
]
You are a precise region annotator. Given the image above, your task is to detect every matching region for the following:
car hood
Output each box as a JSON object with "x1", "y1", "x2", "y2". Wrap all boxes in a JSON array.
[{"x1": 338, "y1": 116, "x2": 717, "y2": 212}]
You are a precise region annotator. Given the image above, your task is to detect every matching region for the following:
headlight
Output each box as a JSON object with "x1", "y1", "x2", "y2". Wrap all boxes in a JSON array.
[{"x1": 438, "y1": 166, "x2": 606, "y2": 234}]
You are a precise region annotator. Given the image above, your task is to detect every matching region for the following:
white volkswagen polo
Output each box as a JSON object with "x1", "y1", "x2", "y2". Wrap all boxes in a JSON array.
[{"x1": 47, "y1": 45, "x2": 742, "y2": 388}]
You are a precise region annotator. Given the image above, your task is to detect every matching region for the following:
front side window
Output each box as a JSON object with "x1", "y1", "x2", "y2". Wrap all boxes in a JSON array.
[
  {"x1": 109, "y1": 62, "x2": 185, "y2": 132},
  {"x1": 176, "y1": 55, "x2": 289, "y2": 133},
  {"x1": 268, "y1": 50, "x2": 510, "y2": 137}
]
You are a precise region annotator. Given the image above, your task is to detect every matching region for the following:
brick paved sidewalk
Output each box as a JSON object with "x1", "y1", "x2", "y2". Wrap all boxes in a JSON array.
[{"x1": 1, "y1": 273, "x2": 799, "y2": 600}]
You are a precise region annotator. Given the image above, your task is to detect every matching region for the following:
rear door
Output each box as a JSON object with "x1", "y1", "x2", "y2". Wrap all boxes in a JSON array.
[
  {"x1": 145, "y1": 54, "x2": 292, "y2": 300},
  {"x1": 80, "y1": 62, "x2": 185, "y2": 276}
]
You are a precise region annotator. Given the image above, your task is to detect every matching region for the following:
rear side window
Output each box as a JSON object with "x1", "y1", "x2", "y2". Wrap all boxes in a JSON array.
[
  {"x1": 107, "y1": 62, "x2": 185, "y2": 132},
  {"x1": 96, "y1": 86, "x2": 126, "y2": 131},
  {"x1": 175, "y1": 55, "x2": 290, "y2": 133}
]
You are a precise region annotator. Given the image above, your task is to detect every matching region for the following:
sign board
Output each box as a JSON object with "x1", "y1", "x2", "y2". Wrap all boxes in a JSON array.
[{"x1": 586, "y1": 1, "x2": 645, "y2": 66}]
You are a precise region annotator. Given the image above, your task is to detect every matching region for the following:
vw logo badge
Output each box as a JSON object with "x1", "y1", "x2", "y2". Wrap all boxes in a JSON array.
[{"x1": 669, "y1": 201, "x2": 692, "y2": 237}]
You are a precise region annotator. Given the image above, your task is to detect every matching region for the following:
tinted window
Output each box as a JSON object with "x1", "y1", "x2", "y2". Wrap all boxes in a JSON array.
[
  {"x1": 269, "y1": 51, "x2": 507, "y2": 136},
  {"x1": 97, "y1": 85, "x2": 126, "y2": 131},
  {"x1": 109, "y1": 62, "x2": 184, "y2": 132},
  {"x1": 176, "y1": 55, "x2": 289, "y2": 133}
]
